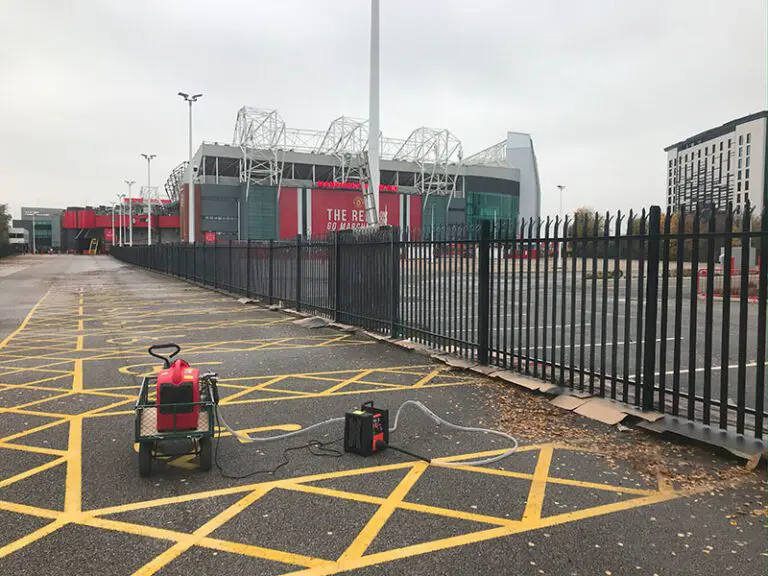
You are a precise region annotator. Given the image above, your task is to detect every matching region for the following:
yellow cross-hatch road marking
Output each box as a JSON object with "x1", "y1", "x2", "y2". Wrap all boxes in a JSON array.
[{"x1": 0, "y1": 276, "x2": 695, "y2": 575}]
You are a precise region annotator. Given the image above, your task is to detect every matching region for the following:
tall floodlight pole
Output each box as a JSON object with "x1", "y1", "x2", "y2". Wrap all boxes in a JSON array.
[
  {"x1": 368, "y1": 0, "x2": 380, "y2": 224},
  {"x1": 111, "y1": 203, "x2": 116, "y2": 247},
  {"x1": 141, "y1": 154, "x2": 156, "y2": 245},
  {"x1": 124, "y1": 180, "x2": 135, "y2": 246},
  {"x1": 178, "y1": 92, "x2": 202, "y2": 242}
]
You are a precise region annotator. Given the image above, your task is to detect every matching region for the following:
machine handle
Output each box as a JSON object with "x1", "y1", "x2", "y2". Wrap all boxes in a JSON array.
[{"x1": 147, "y1": 343, "x2": 181, "y2": 368}]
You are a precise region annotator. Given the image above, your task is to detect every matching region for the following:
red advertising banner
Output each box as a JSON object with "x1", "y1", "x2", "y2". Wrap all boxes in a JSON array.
[
  {"x1": 310, "y1": 189, "x2": 401, "y2": 234},
  {"x1": 204, "y1": 231, "x2": 216, "y2": 243},
  {"x1": 104, "y1": 228, "x2": 114, "y2": 242}
]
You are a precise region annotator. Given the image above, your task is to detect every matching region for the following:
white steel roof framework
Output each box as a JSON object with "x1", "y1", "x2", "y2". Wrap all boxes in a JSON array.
[
  {"x1": 392, "y1": 127, "x2": 464, "y2": 205},
  {"x1": 163, "y1": 161, "x2": 187, "y2": 203},
  {"x1": 230, "y1": 107, "x2": 467, "y2": 198},
  {"x1": 233, "y1": 107, "x2": 287, "y2": 201}
]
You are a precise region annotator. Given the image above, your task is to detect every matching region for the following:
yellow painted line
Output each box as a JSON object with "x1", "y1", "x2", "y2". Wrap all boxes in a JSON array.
[
  {"x1": 219, "y1": 375, "x2": 288, "y2": 405},
  {"x1": 0, "y1": 518, "x2": 69, "y2": 559},
  {"x1": 80, "y1": 516, "x2": 189, "y2": 542},
  {"x1": 87, "y1": 462, "x2": 417, "y2": 518},
  {"x1": 0, "y1": 373, "x2": 73, "y2": 388},
  {"x1": 0, "y1": 288, "x2": 52, "y2": 350},
  {"x1": 412, "y1": 369, "x2": 442, "y2": 388},
  {"x1": 0, "y1": 500, "x2": 62, "y2": 520},
  {"x1": 285, "y1": 483, "x2": 514, "y2": 528},
  {"x1": 64, "y1": 418, "x2": 83, "y2": 514},
  {"x1": 0, "y1": 442, "x2": 68, "y2": 457},
  {"x1": 521, "y1": 445, "x2": 554, "y2": 523},
  {"x1": 76, "y1": 336, "x2": 83, "y2": 351},
  {"x1": 72, "y1": 359, "x2": 83, "y2": 392},
  {"x1": 219, "y1": 381, "x2": 467, "y2": 406},
  {"x1": 339, "y1": 462, "x2": 429, "y2": 561},
  {"x1": 319, "y1": 369, "x2": 373, "y2": 396},
  {"x1": 442, "y1": 462, "x2": 656, "y2": 497},
  {"x1": 0, "y1": 456, "x2": 67, "y2": 489},
  {"x1": 77, "y1": 319, "x2": 84, "y2": 331},
  {"x1": 317, "y1": 334, "x2": 350, "y2": 346},
  {"x1": 132, "y1": 487, "x2": 274, "y2": 576},
  {"x1": 199, "y1": 537, "x2": 334, "y2": 568},
  {"x1": 0, "y1": 418, "x2": 69, "y2": 444},
  {"x1": 0, "y1": 391, "x2": 74, "y2": 413}
]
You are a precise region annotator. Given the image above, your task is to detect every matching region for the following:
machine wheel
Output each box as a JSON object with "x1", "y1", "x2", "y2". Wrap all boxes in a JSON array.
[
  {"x1": 199, "y1": 437, "x2": 212, "y2": 472},
  {"x1": 139, "y1": 442, "x2": 153, "y2": 477}
]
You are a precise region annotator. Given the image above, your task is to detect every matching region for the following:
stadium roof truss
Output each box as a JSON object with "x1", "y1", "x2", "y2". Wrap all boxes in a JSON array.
[
  {"x1": 163, "y1": 161, "x2": 187, "y2": 204},
  {"x1": 233, "y1": 107, "x2": 286, "y2": 199},
  {"x1": 463, "y1": 140, "x2": 507, "y2": 167},
  {"x1": 392, "y1": 127, "x2": 464, "y2": 202},
  {"x1": 223, "y1": 108, "x2": 472, "y2": 203}
]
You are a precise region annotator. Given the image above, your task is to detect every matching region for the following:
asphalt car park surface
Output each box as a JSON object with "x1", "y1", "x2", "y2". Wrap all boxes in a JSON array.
[{"x1": 0, "y1": 255, "x2": 765, "y2": 576}]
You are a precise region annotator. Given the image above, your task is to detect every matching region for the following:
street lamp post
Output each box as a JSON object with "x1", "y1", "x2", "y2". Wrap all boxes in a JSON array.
[
  {"x1": 178, "y1": 92, "x2": 202, "y2": 242},
  {"x1": 124, "y1": 180, "x2": 135, "y2": 246},
  {"x1": 111, "y1": 203, "x2": 116, "y2": 247},
  {"x1": 30, "y1": 211, "x2": 38, "y2": 254},
  {"x1": 117, "y1": 194, "x2": 125, "y2": 246},
  {"x1": 556, "y1": 185, "x2": 566, "y2": 266},
  {"x1": 141, "y1": 154, "x2": 156, "y2": 245},
  {"x1": 556, "y1": 184, "x2": 566, "y2": 220}
]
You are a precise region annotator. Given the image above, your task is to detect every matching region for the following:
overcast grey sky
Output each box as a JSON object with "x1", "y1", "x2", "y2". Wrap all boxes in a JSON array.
[{"x1": 1, "y1": 0, "x2": 766, "y2": 219}]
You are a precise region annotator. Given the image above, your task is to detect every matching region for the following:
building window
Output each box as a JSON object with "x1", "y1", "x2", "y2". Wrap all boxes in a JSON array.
[
  {"x1": 668, "y1": 159, "x2": 672, "y2": 167},
  {"x1": 728, "y1": 138, "x2": 732, "y2": 148},
  {"x1": 738, "y1": 158, "x2": 742, "y2": 169},
  {"x1": 685, "y1": 153, "x2": 688, "y2": 162},
  {"x1": 746, "y1": 133, "x2": 751, "y2": 144},
  {"x1": 745, "y1": 181, "x2": 749, "y2": 191},
  {"x1": 737, "y1": 182, "x2": 741, "y2": 192},
  {"x1": 746, "y1": 156, "x2": 750, "y2": 168},
  {"x1": 737, "y1": 193, "x2": 741, "y2": 203},
  {"x1": 746, "y1": 144, "x2": 750, "y2": 156},
  {"x1": 673, "y1": 158, "x2": 677, "y2": 165},
  {"x1": 739, "y1": 135, "x2": 743, "y2": 145},
  {"x1": 738, "y1": 170, "x2": 742, "y2": 180},
  {"x1": 720, "y1": 142, "x2": 723, "y2": 151},
  {"x1": 739, "y1": 147, "x2": 743, "y2": 157},
  {"x1": 746, "y1": 168, "x2": 750, "y2": 179},
  {"x1": 698, "y1": 150, "x2": 701, "y2": 158}
]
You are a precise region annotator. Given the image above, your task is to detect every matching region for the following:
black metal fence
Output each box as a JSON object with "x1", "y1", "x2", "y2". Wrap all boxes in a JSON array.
[
  {"x1": 111, "y1": 203, "x2": 768, "y2": 439},
  {"x1": 0, "y1": 244, "x2": 16, "y2": 259}
]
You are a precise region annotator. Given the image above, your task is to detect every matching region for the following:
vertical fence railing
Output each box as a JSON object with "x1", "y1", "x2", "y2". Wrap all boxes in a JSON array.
[{"x1": 111, "y1": 204, "x2": 767, "y2": 439}]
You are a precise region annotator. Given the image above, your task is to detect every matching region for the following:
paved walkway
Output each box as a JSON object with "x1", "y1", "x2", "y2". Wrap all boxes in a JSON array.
[{"x1": 0, "y1": 255, "x2": 764, "y2": 576}]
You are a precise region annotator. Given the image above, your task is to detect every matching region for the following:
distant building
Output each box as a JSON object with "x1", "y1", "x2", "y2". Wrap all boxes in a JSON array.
[
  {"x1": 664, "y1": 111, "x2": 766, "y2": 215},
  {"x1": 17, "y1": 207, "x2": 64, "y2": 250},
  {"x1": 8, "y1": 227, "x2": 29, "y2": 252}
]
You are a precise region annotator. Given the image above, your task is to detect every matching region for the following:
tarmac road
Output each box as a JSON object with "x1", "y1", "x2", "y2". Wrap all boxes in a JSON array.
[{"x1": 0, "y1": 255, "x2": 764, "y2": 576}]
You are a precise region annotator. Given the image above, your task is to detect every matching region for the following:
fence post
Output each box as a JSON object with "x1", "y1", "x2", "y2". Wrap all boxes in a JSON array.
[
  {"x1": 295, "y1": 234, "x2": 302, "y2": 311},
  {"x1": 642, "y1": 205, "x2": 661, "y2": 411},
  {"x1": 390, "y1": 227, "x2": 401, "y2": 338},
  {"x1": 246, "y1": 239, "x2": 252, "y2": 297},
  {"x1": 477, "y1": 220, "x2": 491, "y2": 365},
  {"x1": 333, "y1": 232, "x2": 341, "y2": 322},
  {"x1": 268, "y1": 240, "x2": 274, "y2": 304},
  {"x1": 228, "y1": 239, "x2": 233, "y2": 292}
]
